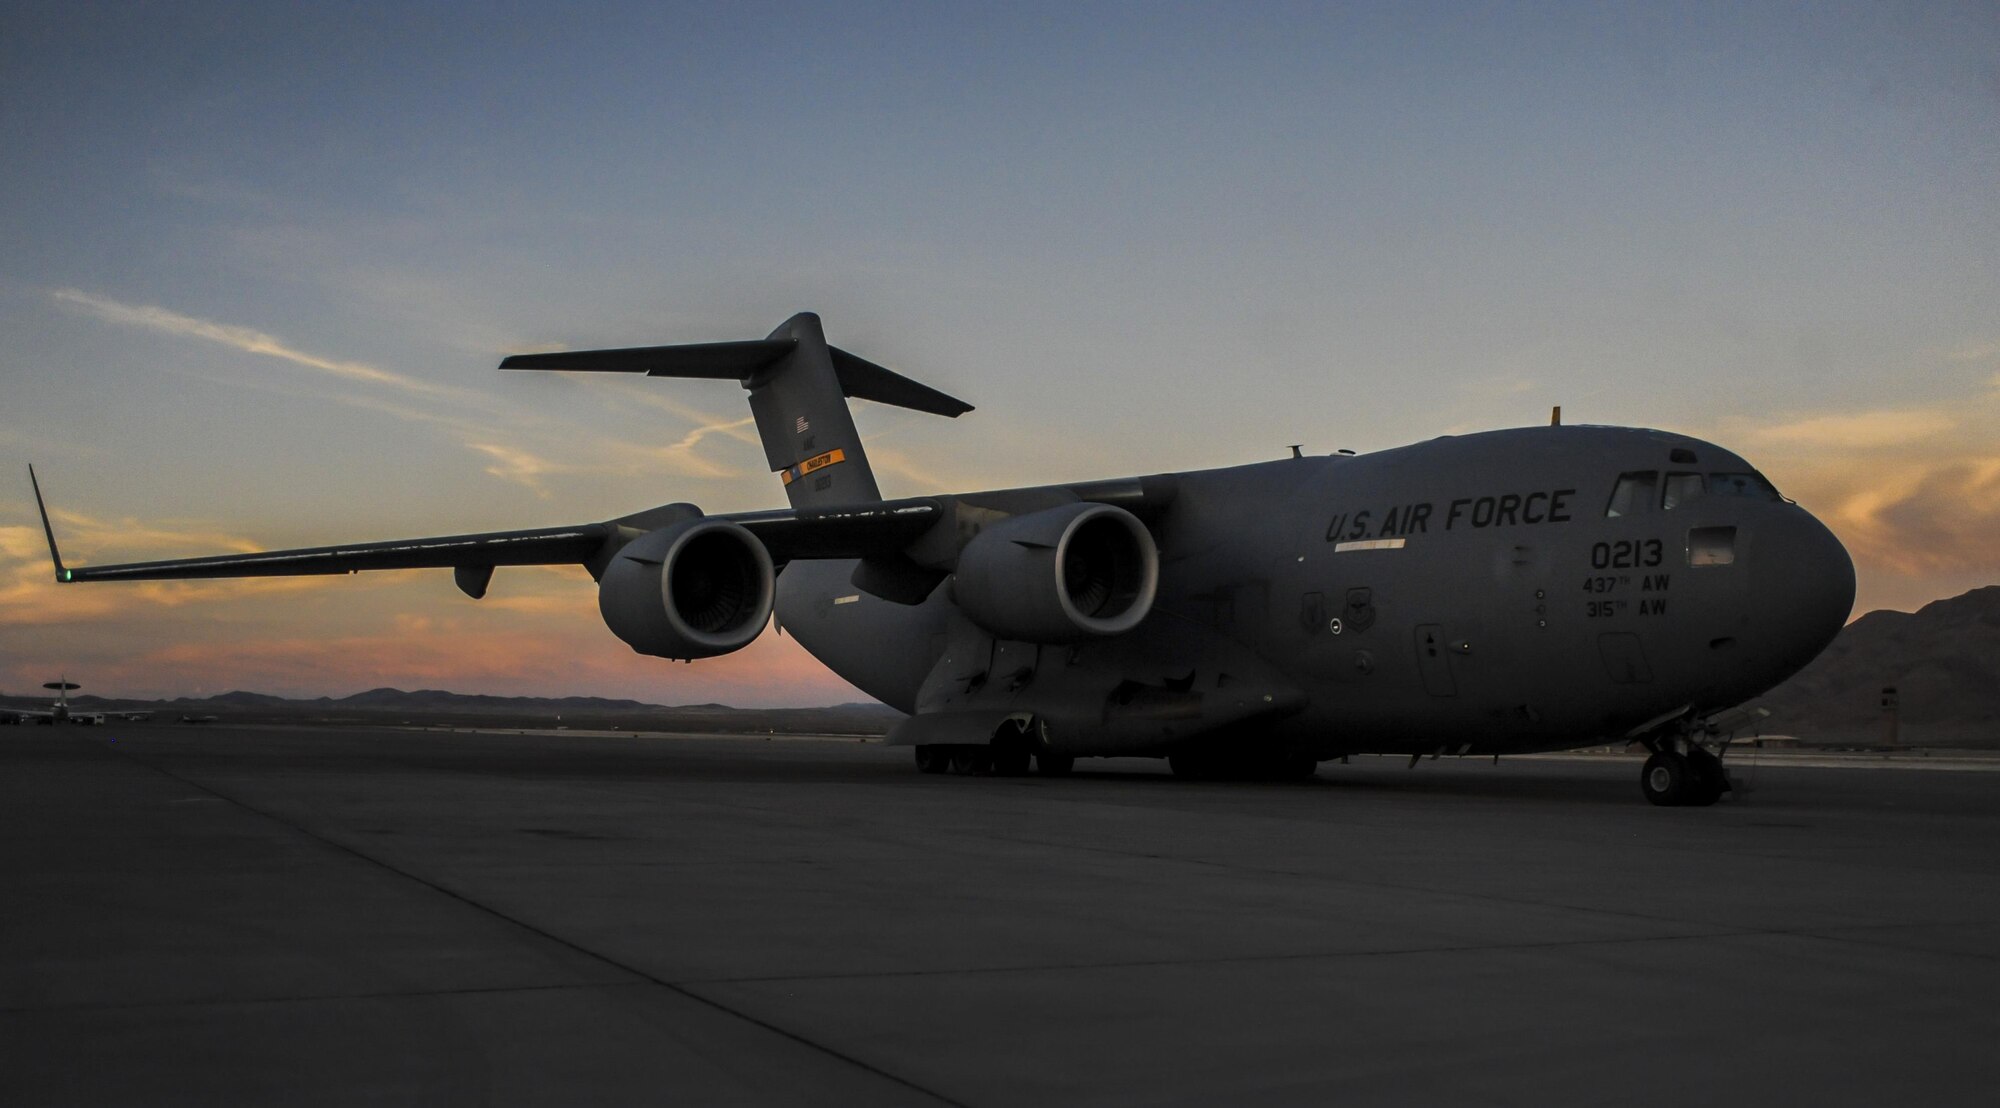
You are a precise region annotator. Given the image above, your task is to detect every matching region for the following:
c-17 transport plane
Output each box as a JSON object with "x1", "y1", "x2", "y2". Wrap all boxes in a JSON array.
[{"x1": 31, "y1": 313, "x2": 1854, "y2": 805}]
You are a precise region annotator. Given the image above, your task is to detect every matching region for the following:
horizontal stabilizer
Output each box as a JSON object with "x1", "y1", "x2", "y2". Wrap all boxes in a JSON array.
[
  {"x1": 502, "y1": 338, "x2": 972, "y2": 418},
  {"x1": 500, "y1": 340, "x2": 788, "y2": 380},
  {"x1": 828, "y1": 349, "x2": 973, "y2": 418}
]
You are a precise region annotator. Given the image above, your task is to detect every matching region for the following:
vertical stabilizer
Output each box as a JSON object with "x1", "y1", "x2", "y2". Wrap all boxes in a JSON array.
[
  {"x1": 748, "y1": 313, "x2": 882, "y2": 509},
  {"x1": 499, "y1": 312, "x2": 973, "y2": 510}
]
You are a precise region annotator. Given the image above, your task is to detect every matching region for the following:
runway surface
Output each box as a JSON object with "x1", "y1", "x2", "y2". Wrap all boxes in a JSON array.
[{"x1": 5, "y1": 724, "x2": 1998, "y2": 1106}]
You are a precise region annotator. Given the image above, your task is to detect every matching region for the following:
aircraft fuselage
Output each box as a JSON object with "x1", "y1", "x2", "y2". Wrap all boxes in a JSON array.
[{"x1": 779, "y1": 424, "x2": 1853, "y2": 760}]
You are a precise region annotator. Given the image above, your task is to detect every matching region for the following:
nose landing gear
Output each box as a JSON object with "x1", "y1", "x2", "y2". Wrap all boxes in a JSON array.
[
  {"x1": 1637, "y1": 707, "x2": 1765, "y2": 806},
  {"x1": 1640, "y1": 746, "x2": 1728, "y2": 807}
]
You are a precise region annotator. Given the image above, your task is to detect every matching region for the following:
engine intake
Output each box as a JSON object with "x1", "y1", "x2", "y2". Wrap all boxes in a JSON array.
[
  {"x1": 598, "y1": 519, "x2": 775, "y2": 659},
  {"x1": 953, "y1": 503, "x2": 1158, "y2": 642}
]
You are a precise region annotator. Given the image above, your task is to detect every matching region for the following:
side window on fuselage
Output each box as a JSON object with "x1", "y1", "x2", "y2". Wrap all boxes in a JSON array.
[{"x1": 1605, "y1": 471, "x2": 1658, "y2": 518}]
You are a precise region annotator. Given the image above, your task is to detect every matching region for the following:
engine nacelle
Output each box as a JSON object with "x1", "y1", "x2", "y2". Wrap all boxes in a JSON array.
[
  {"x1": 598, "y1": 518, "x2": 775, "y2": 660},
  {"x1": 952, "y1": 503, "x2": 1158, "y2": 642}
]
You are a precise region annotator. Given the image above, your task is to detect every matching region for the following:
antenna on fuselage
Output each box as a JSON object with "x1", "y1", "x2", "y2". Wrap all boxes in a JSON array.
[{"x1": 1550, "y1": 406, "x2": 1562, "y2": 426}]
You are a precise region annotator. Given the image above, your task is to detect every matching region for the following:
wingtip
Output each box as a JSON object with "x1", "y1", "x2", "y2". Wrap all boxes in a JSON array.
[{"x1": 27, "y1": 464, "x2": 69, "y2": 581}]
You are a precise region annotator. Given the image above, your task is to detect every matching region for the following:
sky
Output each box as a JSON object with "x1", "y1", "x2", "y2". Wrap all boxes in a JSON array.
[{"x1": 2, "y1": 1, "x2": 1997, "y2": 705}]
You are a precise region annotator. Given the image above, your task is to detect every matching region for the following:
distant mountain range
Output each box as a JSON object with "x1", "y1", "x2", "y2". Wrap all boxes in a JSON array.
[
  {"x1": 1759, "y1": 585, "x2": 2000, "y2": 746},
  {"x1": 191, "y1": 687, "x2": 688, "y2": 712},
  {"x1": 0, "y1": 685, "x2": 902, "y2": 734},
  {"x1": 9, "y1": 588, "x2": 1995, "y2": 745}
]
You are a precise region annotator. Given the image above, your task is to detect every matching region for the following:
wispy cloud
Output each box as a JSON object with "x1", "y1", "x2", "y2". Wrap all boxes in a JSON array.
[
  {"x1": 1753, "y1": 409, "x2": 1959, "y2": 449},
  {"x1": 861, "y1": 443, "x2": 959, "y2": 495},
  {"x1": 41, "y1": 508, "x2": 263, "y2": 556},
  {"x1": 52, "y1": 288, "x2": 448, "y2": 397},
  {"x1": 603, "y1": 414, "x2": 759, "y2": 481},
  {"x1": 609, "y1": 387, "x2": 765, "y2": 448},
  {"x1": 1817, "y1": 457, "x2": 2000, "y2": 581},
  {"x1": 668, "y1": 413, "x2": 760, "y2": 453},
  {"x1": 50, "y1": 289, "x2": 767, "y2": 495},
  {"x1": 466, "y1": 442, "x2": 573, "y2": 496},
  {"x1": 1724, "y1": 385, "x2": 2000, "y2": 613},
  {"x1": 0, "y1": 519, "x2": 334, "y2": 626}
]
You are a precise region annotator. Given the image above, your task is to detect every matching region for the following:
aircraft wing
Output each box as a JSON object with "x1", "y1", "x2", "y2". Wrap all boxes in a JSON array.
[
  {"x1": 727, "y1": 500, "x2": 944, "y2": 561},
  {"x1": 43, "y1": 522, "x2": 621, "y2": 584},
  {"x1": 31, "y1": 467, "x2": 942, "y2": 591}
]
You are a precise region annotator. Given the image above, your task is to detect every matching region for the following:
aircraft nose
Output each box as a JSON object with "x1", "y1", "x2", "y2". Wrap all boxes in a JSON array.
[{"x1": 1747, "y1": 506, "x2": 1855, "y2": 673}]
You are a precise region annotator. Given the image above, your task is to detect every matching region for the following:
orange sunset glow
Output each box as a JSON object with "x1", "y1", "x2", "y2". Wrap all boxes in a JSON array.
[{"x1": 4, "y1": 7, "x2": 1996, "y2": 705}]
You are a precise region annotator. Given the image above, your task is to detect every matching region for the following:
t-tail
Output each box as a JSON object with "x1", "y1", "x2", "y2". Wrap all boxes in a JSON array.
[{"x1": 501, "y1": 312, "x2": 972, "y2": 508}]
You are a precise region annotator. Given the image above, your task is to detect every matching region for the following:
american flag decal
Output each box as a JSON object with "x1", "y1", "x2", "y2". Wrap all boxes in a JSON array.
[{"x1": 795, "y1": 416, "x2": 810, "y2": 433}]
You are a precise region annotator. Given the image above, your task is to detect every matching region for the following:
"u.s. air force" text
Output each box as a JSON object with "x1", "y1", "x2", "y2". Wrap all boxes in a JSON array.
[{"x1": 1326, "y1": 489, "x2": 1577, "y2": 542}]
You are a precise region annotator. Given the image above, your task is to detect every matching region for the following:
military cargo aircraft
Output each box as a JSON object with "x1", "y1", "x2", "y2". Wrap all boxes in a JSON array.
[{"x1": 31, "y1": 313, "x2": 1854, "y2": 804}]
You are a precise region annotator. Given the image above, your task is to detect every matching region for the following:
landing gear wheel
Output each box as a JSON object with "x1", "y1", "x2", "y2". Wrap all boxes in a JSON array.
[
  {"x1": 1035, "y1": 753, "x2": 1075, "y2": 777},
  {"x1": 1641, "y1": 751, "x2": 1692, "y2": 806},
  {"x1": 948, "y1": 746, "x2": 992, "y2": 775},
  {"x1": 913, "y1": 745, "x2": 950, "y2": 774}
]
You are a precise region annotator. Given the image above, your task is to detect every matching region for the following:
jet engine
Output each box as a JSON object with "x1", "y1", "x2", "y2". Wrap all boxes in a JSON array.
[
  {"x1": 598, "y1": 518, "x2": 775, "y2": 659},
  {"x1": 952, "y1": 503, "x2": 1158, "y2": 642}
]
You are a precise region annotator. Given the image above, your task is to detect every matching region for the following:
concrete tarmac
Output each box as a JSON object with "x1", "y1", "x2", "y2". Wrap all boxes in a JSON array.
[{"x1": 4, "y1": 724, "x2": 1998, "y2": 1106}]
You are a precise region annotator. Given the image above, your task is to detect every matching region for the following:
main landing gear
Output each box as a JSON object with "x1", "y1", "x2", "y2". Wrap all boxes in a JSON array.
[
  {"x1": 913, "y1": 717, "x2": 1073, "y2": 777},
  {"x1": 913, "y1": 744, "x2": 1073, "y2": 776},
  {"x1": 1639, "y1": 740, "x2": 1730, "y2": 807}
]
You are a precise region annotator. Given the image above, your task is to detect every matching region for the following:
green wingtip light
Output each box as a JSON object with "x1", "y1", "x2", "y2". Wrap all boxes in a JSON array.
[{"x1": 59, "y1": 569, "x2": 72, "y2": 583}]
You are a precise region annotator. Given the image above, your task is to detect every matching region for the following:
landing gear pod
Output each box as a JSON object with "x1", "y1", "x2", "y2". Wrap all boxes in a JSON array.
[
  {"x1": 598, "y1": 519, "x2": 775, "y2": 659},
  {"x1": 952, "y1": 503, "x2": 1158, "y2": 642}
]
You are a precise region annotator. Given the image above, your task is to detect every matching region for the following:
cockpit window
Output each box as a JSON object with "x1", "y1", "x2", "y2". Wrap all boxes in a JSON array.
[
  {"x1": 1661, "y1": 472, "x2": 1704, "y2": 511},
  {"x1": 1605, "y1": 471, "x2": 1657, "y2": 518},
  {"x1": 1710, "y1": 472, "x2": 1781, "y2": 500}
]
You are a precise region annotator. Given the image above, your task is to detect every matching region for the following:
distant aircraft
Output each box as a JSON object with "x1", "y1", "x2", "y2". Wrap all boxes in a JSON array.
[
  {"x1": 32, "y1": 313, "x2": 1854, "y2": 804},
  {"x1": 0, "y1": 680, "x2": 150, "y2": 725}
]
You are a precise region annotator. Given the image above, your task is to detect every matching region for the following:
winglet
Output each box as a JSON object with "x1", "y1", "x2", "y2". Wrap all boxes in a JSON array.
[{"x1": 28, "y1": 466, "x2": 71, "y2": 583}]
